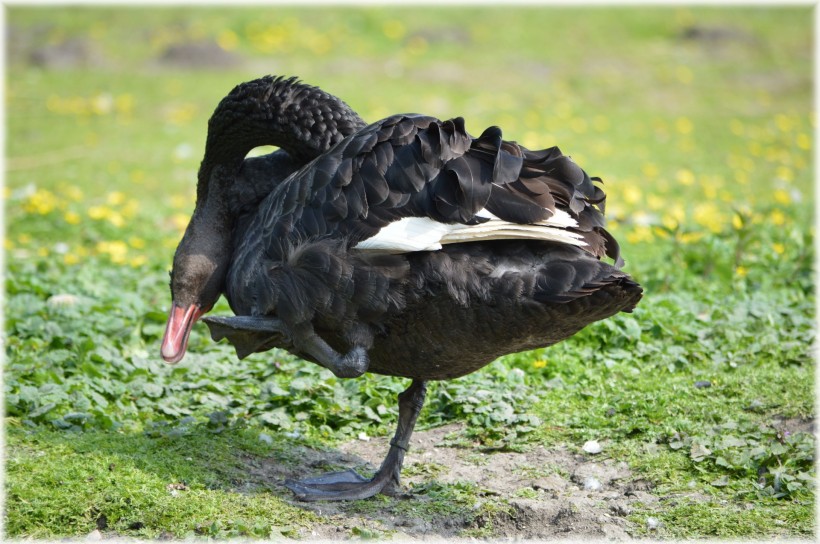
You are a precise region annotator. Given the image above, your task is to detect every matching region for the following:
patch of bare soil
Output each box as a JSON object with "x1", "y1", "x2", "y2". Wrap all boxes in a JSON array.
[
  {"x1": 244, "y1": 424, "x2": 664, "y2": 540},
  {"x1": 156, "y1": 40, "x2": 243, "y2": 69}
]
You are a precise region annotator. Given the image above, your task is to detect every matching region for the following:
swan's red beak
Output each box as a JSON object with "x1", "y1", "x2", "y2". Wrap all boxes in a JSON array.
[{"x1": 161, "y1": 302, "x2": 207, "y2": 364}]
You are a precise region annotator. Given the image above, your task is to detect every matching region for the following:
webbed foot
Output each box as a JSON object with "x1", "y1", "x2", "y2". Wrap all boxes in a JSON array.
[
  {"x1": 202, "y1": 315, "x2": 292, "y2": 359},
  {"x1": 284, "y1": 468, "x2": 400, "y2": 501}
]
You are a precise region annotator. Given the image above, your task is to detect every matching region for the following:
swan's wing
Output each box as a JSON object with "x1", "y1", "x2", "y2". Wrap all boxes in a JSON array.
[{"x1": 254, "y1": 114, "x2": 620, "y2": 264}]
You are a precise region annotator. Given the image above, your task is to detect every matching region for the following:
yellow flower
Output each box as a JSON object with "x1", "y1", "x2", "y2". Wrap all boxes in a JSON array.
[
  {"x1": 748, "y1": 141, "x2": 762, "y2": 156},
  {"x1": 642, "y1": 163, "x2": 659, "y2": 178},
  {"x1": 24, "y1": 188, "x2": 58, "y2": 215},
  {"x1": 646, "y1": 194, "x2": 664, "y2": 211},
  {"x1": 772, "y1": 243, "x2": 785, "y2": 255},
  {"x1": 64, "y1": 253, "x2": 80, "y2": 265},
  {"x1": 775, "y1": 167, "x2": 794, "y2": 183},
  {"x1": 61, "y1": 185, "x2": 84, "y2": 201},
  {"x1": 115, "y1": 94, "x2": 134, "y2": 116},
  {"x1": 734, "y1": 170, "x2": 749, "y2": 185},
  {"x1": 676, "y1": 168, "x2": 695, "y2": 186},
  {"x1": 96, "y1": 240, "x2": 129, "y2": 263},
  {"x1": 623, "y1": 184, "x2": 642, "y2": 204},
  {"x1": 217, "y1": 29, "x2": 239, "y2": 51},
  {"x1": 796, "y1": 133, "x2": 811, "y2": 150},
  {"x1": 773, "y1": 189, "x2": 791, "y2": 205},
  {"x1": 770, "y1": 209, "x2": 786, "y2": 226},
  {"x1": 703, "y1": 184, "x2": 717, "y2": 200},
  {"x1": 107, "y1": 212, "x2": 124, "y2": 228},
  {"x1": 679, "y1": 231, "x2": 705, "y2": 244},
  {"x1": 171, "y1": 213, "x2": 190, "y2": 231},
  {"x1": 107, "y1": 191, "x2": 126, "y2": 206},
  {"x1": 88, "y1": 205, "x2": 110, "y2": 220},
  {"x1": 570, "y1": 117, "x2": 588, "y2": 134},
  {"x1": 775, "y1": 114, "x2": 794, "y2": 133},
  {"x1": 122, "y1": 200, "x2": 140, "y2": 218},
  {"x1": 662, "y1": 214, "x2": 679, "y2": 231},
  {"x1": 732, "y1": 214, "x2": 743, "y2": 230},
  {"x1": 521, "y1": 131, "x2": 542, "y2": 150},
  {"x1": 626, "y1": 226, "x2": 654, "y2": 244},
  {"x1": 170, "y1": 194, "x2": 190, "y2": 209},
  {"x1": 532, "y1": 360, "x2": 547, "y2": 369},
  {"x1": 382, "y1": 20, "x2": 406, "y2": 41},
  {"x1": 166, "y1": 104, "x2": 198, "y2": 126},
  {"x1": 693, "y1": 202, "x2": 724, "y2": 233},
  {"x1": 129, "y1": 255, "x2": 148, "y2": 267},
  {"x1": 675, "y1": 65, "x2": 693, "y2": 84},
  {"x1": 735, "y1": 266, "x2": 748, "y2": 278},
  {"x1": 729, "y1": 119, "x2": 744, "y2": 136},
  {"x1": 128, "y1": 236, "x2": 146, "y2": 249},
  {"x1": 593, "y1": 115, "x2": 610, "y2": 132},
  {"x1": 675, "y1": 116, "x2": 694, "y2": 135},
  {"x1": 64, "y1": 211, "x2": 81, "y2": 225}
]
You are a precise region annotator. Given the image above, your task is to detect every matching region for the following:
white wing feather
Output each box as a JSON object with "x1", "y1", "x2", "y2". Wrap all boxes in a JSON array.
[{"x1": 354, "y1": 209, "x2": 586, "y2": 253}]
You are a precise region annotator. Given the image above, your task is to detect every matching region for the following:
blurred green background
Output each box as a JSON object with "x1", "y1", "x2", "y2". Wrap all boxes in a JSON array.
[{"x1": 5, "y1": 5, "x2": 815, "y2": 540}]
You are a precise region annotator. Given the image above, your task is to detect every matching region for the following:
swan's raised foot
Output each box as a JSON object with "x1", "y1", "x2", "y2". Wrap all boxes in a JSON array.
[
  {"x1": 284, "y1": 468, "x2": 401, "y2": 502},
  {"x1": 202, "y1": 316, "x2": 368, "y2": 378},
  {"x1": 202, "y1": 315, "x2": 293, "y2": 359}
]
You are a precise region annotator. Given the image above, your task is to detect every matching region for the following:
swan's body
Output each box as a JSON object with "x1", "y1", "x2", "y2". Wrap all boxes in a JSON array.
[{"x1": 161, "y1": 76, "x2": 642, "y2": 501}]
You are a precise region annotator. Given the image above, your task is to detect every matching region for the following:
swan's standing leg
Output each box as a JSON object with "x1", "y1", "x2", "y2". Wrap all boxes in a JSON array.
[{"x1": 285, "y1": 379, "x2": 428, "y2": 501}]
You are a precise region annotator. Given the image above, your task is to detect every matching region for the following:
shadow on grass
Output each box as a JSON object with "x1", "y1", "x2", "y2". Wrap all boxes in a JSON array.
[{"x1": 4, "y1": 423, "x2": 356, "y2": 538}]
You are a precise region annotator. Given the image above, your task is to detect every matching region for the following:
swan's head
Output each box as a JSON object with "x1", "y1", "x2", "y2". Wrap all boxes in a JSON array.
[{"x1": 161, "y1": 218, "x2": 230, "y2": 364}]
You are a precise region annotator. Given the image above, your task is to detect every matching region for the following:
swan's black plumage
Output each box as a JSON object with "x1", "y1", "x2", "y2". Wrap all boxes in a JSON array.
[{"x1": 162, "y1": 75, "x2": 642, "y2": 501}]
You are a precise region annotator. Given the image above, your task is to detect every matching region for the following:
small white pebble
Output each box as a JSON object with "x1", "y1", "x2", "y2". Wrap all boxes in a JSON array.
[
  {"x1": 86, "y1": 529, "x2": 102, "y2": 541},
  {"x1": 53, "y1": 242, "x2": 70, "y2": 254},
  {"x1": 582, "y1": 439, "x2": 602, "y2": 454},
  {"x1": 583, "y1": 476, "x2": 602, "y2": 491},
  {"x1": 47, "y1": 293, "x2": 79, "y2": 307},
  {"x1": 173, "y1": 142, "x2": 194, "y2": 160},
  {"x1": 647, "y1": 517, "x2": 661, "y2": 530},
  {"x1": 259, "y1": 433, "x2": 273, "y2": 445},
  {"x1": 358, "y1": 432, "x2": 370, "y2": 442}
]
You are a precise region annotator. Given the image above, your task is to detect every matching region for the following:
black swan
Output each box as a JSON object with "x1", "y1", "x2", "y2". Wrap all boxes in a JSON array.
[{"x1": 161, "y1": 75, "x2": 643, "y2": 501}]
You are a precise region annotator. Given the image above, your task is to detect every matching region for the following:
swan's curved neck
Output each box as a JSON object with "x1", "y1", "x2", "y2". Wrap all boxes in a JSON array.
[{"x1": 202, "y1": 75, "x2": 366, "y2": 167}]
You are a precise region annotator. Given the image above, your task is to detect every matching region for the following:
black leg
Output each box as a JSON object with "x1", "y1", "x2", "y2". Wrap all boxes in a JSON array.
[
  {"x1": 291, "y1": 322, "x2": 370, "y2": 379},
  {"x1": 285, "y1": 379, "x2": 428, "y2": 501}
]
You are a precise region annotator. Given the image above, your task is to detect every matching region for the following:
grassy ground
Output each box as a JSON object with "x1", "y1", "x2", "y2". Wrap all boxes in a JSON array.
[{"x1": 4, "y1": 5, "x2": 815, "y2": 540}]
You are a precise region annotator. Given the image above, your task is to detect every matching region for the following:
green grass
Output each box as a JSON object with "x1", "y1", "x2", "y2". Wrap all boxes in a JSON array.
[{"x1": 5, "y1": 5, "x2": 815, "y2": 540}]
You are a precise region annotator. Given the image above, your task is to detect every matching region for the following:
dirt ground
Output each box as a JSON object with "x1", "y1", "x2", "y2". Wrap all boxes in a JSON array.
[{"x1": 244, "y1": 424, "x2": 668, "y2": 540}]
